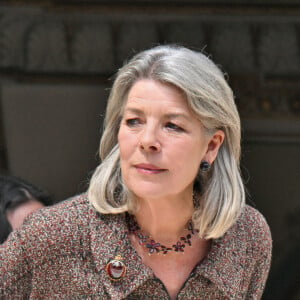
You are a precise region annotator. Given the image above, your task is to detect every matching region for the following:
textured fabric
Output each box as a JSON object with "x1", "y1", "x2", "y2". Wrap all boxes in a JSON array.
[{"x1": 0, "y1": 193, "x2": 272, "y2": 299}]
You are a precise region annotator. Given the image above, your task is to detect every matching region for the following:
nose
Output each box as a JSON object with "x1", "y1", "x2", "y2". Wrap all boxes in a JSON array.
[{"x1": 139, "y1": 124, "x2": 161, "y2": 152}]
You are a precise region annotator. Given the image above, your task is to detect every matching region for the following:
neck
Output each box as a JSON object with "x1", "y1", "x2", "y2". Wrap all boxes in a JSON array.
[{"x1": 133, "y1": 192, "x2": 194, "y2": 243}]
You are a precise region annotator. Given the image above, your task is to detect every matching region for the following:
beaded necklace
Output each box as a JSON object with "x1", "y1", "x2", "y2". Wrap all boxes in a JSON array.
[{"x1": 127, "y1": 214, "x2": 199, "y2": 255}]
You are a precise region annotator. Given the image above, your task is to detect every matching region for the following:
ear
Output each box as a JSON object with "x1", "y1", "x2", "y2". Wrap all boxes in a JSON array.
[{"x1": 204, "y1": 130, "x2": 225, "y2": 163}]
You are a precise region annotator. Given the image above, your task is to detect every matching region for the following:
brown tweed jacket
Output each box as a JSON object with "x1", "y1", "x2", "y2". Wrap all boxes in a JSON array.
[{"x1": 0, "y1": 193, "x2": 272, "y2": 299}]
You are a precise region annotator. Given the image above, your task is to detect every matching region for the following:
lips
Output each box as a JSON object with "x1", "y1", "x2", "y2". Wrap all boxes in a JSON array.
[{"x1": 134, "y1": 163, "x2": 167, "y2": 174}]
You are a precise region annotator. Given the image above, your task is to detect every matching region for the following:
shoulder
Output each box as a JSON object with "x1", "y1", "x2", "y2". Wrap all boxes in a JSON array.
[
  {"x1": 24, "y1": 193, "x2": 92, "y2": 228},
  {"x1": 5, "y1": 194, "x2": 96, "y2": 257},
  {"x1": 234, "y1": 204, "x2": 272, "y2": 253},
  {"x1": 1, "y1": 192, "x2": 124, "y2": 254},
  {"x1": 10, "y1": 193, "x2": 125, "y2": 242},
  {"x1": 201, "y1": 205, "x2": 272, "y2": 298},
  {"x1": 238, "y1": 205, "x2": 271, "y2": 237},
  {"x1": 19, "y1": 193, "x2": 126, "y2": 247}
]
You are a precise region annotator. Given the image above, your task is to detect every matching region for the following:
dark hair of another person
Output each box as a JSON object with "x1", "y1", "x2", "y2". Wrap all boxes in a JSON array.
[{"x1": 0, "y1": 175, "x2": 53, "y2": 243}]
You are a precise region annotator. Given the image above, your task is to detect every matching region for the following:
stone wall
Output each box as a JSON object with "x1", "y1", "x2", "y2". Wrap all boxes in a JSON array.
[{"x1": 0, "y1": 4, "x2": 299, "y2": 118}]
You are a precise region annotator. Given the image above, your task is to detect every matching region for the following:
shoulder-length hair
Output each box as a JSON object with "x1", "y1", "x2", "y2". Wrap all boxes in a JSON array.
[{"x1": 88, "y1": 45, "x2": 245, "y2": 239}]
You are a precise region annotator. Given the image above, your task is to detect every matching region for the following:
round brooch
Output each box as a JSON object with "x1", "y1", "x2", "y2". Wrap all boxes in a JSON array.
[{"x1": 105, "y1": 255, "x2": 126, "y2": 281}]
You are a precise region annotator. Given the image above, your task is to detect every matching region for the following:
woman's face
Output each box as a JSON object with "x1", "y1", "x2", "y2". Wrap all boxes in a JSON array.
[{"x1": 118, "y1": 79, "x2": 222, "y2": 200}]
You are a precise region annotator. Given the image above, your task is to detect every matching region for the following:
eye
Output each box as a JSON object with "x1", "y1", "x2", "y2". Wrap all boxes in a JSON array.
[
  {"x1": 165, "y1": 122, "x2": 184, "y2": 132},
  {"x1": 125, "y1": 118, "x2": 141, "y2": 127}
]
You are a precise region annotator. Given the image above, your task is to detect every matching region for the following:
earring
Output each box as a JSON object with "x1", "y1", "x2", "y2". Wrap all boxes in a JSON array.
[{"x1": 200, "y1": 161, "x2": 211, "y2": 172}]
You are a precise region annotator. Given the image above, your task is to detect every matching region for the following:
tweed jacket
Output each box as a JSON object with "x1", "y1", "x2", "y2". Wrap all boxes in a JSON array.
[{"x1": 0, "y1": 193, "x2": 272, "y2": 299}]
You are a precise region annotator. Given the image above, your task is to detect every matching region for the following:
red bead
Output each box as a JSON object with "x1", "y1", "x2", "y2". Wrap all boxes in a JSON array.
[{"x1": 106, "y1": 256, "x2": 126, "y2": 280}]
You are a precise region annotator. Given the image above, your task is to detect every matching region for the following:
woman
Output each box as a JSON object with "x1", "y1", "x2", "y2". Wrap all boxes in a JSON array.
[{"x1": 0, "y1": 45, "x2": 272, "y2": 299}]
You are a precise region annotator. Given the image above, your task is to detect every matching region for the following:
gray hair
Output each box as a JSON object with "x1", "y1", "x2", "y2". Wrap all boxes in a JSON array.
[{"x1": 88, "y1": 45, "x2": 245, "y2": 239}]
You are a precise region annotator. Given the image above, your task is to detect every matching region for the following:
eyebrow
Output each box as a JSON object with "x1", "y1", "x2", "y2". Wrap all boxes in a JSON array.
[
  {"x1": 123, "y1": 107, "x2": 144, "y2": 116},
  {"x1": 123, "y1": 107, "x2": 191, "y2": 120}
]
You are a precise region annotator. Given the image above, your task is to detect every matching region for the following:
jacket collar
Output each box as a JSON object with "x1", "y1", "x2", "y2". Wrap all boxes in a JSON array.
[
  {"x1": 89, "y1": 210, "x2": 153, "y2": 299},
  {"x1": 89, "y1": 204, "x2": 248, "y2": 299}
]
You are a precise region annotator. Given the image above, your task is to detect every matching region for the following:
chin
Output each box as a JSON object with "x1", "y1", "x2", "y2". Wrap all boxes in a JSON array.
[{"x1": 127, "y1": 185, "x2": 168, "y2": 200}]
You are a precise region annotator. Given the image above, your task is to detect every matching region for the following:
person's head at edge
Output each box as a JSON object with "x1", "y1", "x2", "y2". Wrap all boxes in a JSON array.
[
  {"x1": 88, "y1": 44, "x2": 245, "y2": 239},
  {"x1": 0, "y1": 175, "x2": 53, "y2": 241}
]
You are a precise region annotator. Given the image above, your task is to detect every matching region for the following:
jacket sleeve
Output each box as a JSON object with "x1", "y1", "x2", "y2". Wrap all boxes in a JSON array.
[
  {"x1": 246, "y1": 212, "x2": 272, "y2": 300},
  {"x1": 0, "y1": 227, "x2": 33, "y2": 298}
]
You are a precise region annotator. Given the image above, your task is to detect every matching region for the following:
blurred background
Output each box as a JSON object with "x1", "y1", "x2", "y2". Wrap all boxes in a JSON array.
[{"x1": 0, "y1": 1, "x2": 299, "y2": 299}]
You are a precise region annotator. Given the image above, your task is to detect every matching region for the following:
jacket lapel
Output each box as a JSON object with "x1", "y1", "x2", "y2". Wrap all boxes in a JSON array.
[{"x1": 90, "y1": 211, "x2": 153, "y2": 299}]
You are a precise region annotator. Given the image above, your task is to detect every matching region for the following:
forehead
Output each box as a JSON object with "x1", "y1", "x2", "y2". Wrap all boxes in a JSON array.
[{"x1": 125, "y1": 79, "x2": 189, "y2": 111}]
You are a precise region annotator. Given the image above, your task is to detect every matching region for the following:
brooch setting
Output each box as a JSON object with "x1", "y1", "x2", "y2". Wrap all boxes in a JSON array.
[{"x1": 105, "y1": 255, "x2": 126, "y2": 280}]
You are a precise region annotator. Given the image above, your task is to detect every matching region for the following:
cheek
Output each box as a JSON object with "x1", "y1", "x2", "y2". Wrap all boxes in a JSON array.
[
  {"x1": 118, "y1": 129, "x2": 135, "y2": 161},
  {"x1": 178, "y1": 141, "x2": 204, "y2": 169}
]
